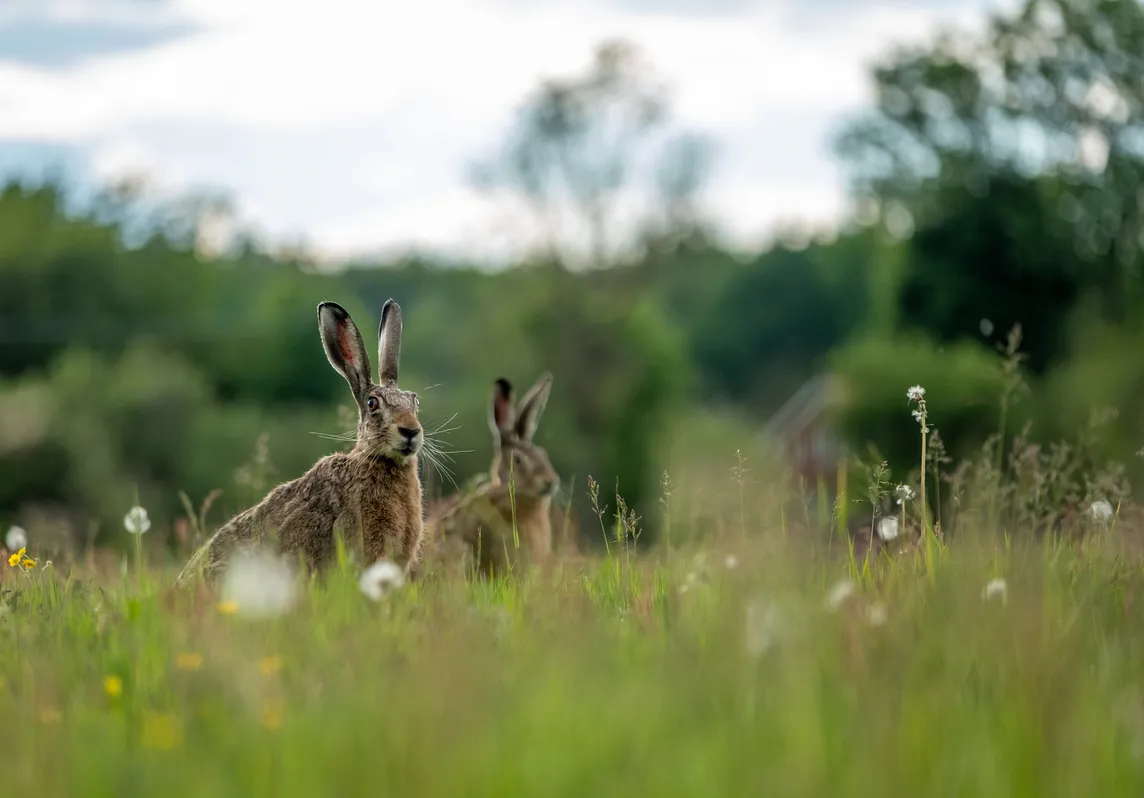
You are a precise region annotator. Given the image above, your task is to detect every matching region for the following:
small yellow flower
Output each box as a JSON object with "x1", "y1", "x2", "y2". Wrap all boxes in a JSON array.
[
  {"x1": 141, "y1": 712, "x2": 182, "y2": 751},
  {"x1": 259, "y1": 655, "x2": 281, "y2": 677},
  {"x1": 104, "y1": 675, "x2": 123, "y2": 698},
  {"x1": 18, "y1": 556, "x2": 35, "y2": 570},
  {"x1": 259, "y1": 697, "x2": 284, "y2": 731},
  {"x1": 8, "y1": 547, "x2": 25, "y2": 567},
  {"x1": 216, "y1": 600, "x2": 239, "y2": 615},
  {"x1": 175, "y1": 652, "x2": 204, "y2": 672}
]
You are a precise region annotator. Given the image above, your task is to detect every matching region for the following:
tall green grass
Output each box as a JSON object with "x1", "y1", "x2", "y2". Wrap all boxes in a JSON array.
[
  {"x1": 1, "y1": 523, "x2": 1143, "y2": 797},
  {"x1": 2, "y1": 368, "x2": 1142, "y2": 796}
]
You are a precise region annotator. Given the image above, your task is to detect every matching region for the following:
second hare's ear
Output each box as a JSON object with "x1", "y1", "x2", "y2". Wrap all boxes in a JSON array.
[
  {"x1": 489, "y1": 378, "x2": 515, "y2": 438},
  {"x1": 378, "y1": 298, "x2": 402, "y2": 385},
  {"x1": 515, "y1": 372, "x2": 552, "y2": 441},
  {"x1": 318, "y1": 302, "x2": 373, "y2": 405}
]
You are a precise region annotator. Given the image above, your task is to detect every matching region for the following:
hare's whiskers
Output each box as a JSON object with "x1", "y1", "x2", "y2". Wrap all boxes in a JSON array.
[
  {"x1": 419, "y1": 444, "x2": 459, "y2": 491},
  {"x1": 428, "y1": 413, "x2": 459, "y2": 435}
]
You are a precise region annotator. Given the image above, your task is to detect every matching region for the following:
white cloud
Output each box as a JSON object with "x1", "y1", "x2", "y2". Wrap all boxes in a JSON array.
[{"x1": 0, "y1": 0, "x2": 1007, "y2": 260}]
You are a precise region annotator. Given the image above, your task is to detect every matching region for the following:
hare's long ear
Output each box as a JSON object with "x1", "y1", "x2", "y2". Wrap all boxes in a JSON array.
[
  {"x1": 318, "y1": 302, "x2": 373, "y2": 405},
  {"x1": 489, "y1": 378, "x2": 515, "y2": 439},
  {"x1": 378, "y1": 298, "x2": 402, "y2": 385},
  {"x1": 515, "y1": 372, "x2": 552, "y2": 441}
]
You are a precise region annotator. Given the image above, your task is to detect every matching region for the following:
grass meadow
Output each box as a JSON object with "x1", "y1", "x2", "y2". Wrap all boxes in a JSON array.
[{"x1": 2, "y1": 391, "x2": 1144, "y2": 797}]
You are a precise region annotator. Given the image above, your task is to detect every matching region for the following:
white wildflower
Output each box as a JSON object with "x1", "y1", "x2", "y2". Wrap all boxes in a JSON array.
[
  {"x1": 824, "y1": 579, "x2": 857, "y2": 612},
  {"x1": 982, "y1": 578, "x2": 1008, "y2": 606},
  {"x1": 220, "y1": 549, "x2": 299, "y2": 619},
  {"x1": 5, "y1": 526, "x2": 27, "y2": 552},
  {"x1": 123, "y1": 506, "x2": 151, "y2": 535},
  {"x1": 866, "y1": 601, "x2": 888, "y2": 627},
  {"x1": 1091, "y1": 500, "x2": 1114, "y2": 522},
  {"x1": 907, "y1": 385, "x2": 926, "y2": 402},
  {"x1": 679, "y1": 571, "x2": 702, "y2": 595},
  {"x1": 359, "y1": 559, "x2": 405, "y2": 601},
  {"x1": 876, "y1": 516, "x2": 900, "y2": 541},
  {"x1": 894, "y1": 484, "x2": 915, "y2": 505},
  {"x1": 745, "y1": 596, "x2": 783, "y2": 658},
  {"x1": 724, "y1": 555, "x2": 739, "y2": 570}
]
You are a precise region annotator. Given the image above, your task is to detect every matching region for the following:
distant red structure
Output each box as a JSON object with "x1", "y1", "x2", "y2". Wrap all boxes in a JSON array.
[{"x1": 763, "y1": 373, "x2": 846, "y2": 492}]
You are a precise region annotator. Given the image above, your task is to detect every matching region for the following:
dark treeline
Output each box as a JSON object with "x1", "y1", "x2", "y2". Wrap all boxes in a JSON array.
[{"x1": 3, "y1": 0, "x2": 1144, "y2": 548}]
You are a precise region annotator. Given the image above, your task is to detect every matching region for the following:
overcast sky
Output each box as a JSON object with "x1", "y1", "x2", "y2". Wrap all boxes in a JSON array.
[{"x1": 0, "y1": 0, "x2": 1012, "y2": 262}]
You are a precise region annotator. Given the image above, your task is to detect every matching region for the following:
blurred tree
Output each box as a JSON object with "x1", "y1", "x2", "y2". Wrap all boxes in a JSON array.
[
  {"x1": 690, "y1": 234, "x2": 872, "y2": 412},
  {"x1": 836, "y1": 0, "x2": 1144, "y2": 369},
  {"x1": 472, "y1": 39, "x2": 715, "y2": 267}
]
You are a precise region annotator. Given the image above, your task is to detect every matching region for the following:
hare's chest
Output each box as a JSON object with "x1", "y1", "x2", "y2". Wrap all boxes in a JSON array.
[{"x1": 353, "y1": 470, "x2": 391, "y2": 517}]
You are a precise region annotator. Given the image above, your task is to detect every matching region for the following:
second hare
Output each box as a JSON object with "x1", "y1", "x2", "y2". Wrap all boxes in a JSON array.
[
  {"x1": 424, "y1": 373, "x2": 560, "y2": 577},
  {"x1": 176, "y1": 298, "x2": 425, "y2": 585}
]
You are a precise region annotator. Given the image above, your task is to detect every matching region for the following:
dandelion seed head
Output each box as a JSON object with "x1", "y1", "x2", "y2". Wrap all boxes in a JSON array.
[
  {"x1": 745, "y1": 596, "x2": 783, "y2": 658},
  {"x1": 982, "y1": 577, "x2": 1008, "y2": 605},
  {"x1": 359, "y1": 559, "x2": 405, "y2": 601},
  {"x1": 894, "y1": 484, "x2": 915, "y2": 505},
  {"x1": 220, "y1": 549, "x2": 299, "y2": 619},
  {"x1": 5, "y1": 526, "x2": 26, "y2": 552},
  {"x1": 824, "y1": 579, "x2": 857, "y2": 612},
  {"x1": 1091, "y1": 499, "x2": 1114, "y2": 522},
  {"x1": 907, "y1": 385, "x2": 926, "y2": 402},
  {"x1": 876, "y1": 516, "x2": 900, "y2": 541},
  {"x1": 124, "y1": 506, "x2": 151, "y2": 535}
]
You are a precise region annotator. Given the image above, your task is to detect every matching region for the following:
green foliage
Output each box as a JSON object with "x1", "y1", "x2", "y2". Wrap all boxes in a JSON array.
[
  {"x1": 692, "y1": 234, "x2": 872, "y2": 410},
  {"x1": 0, "y1": 179, "x2": 690, "y2": 543},
  {"x1": 830, "y1": 334, "x2": 1007, "y2": 473}
]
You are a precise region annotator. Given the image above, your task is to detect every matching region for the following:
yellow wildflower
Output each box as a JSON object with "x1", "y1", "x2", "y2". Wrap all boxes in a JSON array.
[
  {"x1": 175, "y1": 652, "x2": 203, "y2": 672},
  {"x1": 141, "y1": 712, "x2": 182, "y2": 751},
  {"x1": 260, "y1": 697, "x2": 284, "y2": 731},
  {"x1": 8, "y1": 547, "x2": 25, "y2": 567},
  {"x1": 216, "y1": 600, "x2": 239, "y2": 615},
  {"x1": 259, "y1": 655, "x2": 281, "y2": 677},
  {"x1": 104, "y1": 675, "x2": 123, "y2": 698},
  {"x1": 18, "y1": 556, "x2": 35, "y2": 570}
]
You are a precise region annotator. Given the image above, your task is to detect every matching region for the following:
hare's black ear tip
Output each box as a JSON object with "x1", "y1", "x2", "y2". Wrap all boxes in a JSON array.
[
  {"x1": 380, "y1": 298, "x2": 401, "y2": 322},
  {"x1": 494, "y1": 378, "x2": 512, "y2": 394},
  {"x1": 317, "y1": 301, "x2": 345, "y2": 317}
]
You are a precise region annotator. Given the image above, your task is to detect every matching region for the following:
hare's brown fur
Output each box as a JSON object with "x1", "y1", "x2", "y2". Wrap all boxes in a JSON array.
[
  {"x1": 420, "y1": 373, "x2": 559, "y2": 578},
  {"x1": 177, "y1": 299, "x2": 426, "y2": 585}
]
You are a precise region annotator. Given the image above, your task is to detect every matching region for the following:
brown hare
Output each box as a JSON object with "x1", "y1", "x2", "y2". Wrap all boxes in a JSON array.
[
  {"x1": 176, "y1": 298, "x2": 425, "y2": 585},
  {"x1": 421, "y1": 373, "x2": 560, "y2": 578}
]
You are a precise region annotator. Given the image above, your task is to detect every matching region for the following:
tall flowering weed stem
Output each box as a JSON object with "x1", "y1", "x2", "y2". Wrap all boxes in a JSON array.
[{"x1": 907, "y1": 385, "x2": 937, "y2": 581}]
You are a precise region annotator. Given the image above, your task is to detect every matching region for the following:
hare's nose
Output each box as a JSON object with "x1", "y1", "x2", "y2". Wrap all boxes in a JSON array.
[{"x1": 398, "y1": 426, "x2": 420, "y2": 443}]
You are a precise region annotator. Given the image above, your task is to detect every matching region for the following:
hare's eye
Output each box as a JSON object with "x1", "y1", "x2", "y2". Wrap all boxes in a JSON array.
[{"x1": 366, "y1": 396, "x2": 379, "y2": 413}]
